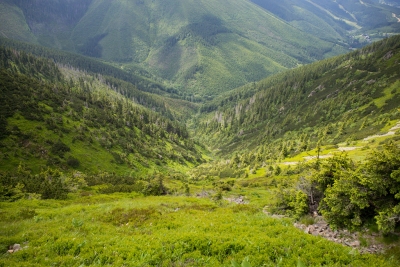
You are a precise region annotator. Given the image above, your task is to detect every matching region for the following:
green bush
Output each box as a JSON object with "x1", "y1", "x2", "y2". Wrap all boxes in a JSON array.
[
  {"x1": 51, "y1": 140, "x2": 70, "y2": 157},
  {"x1": 319, "y1": 143, "x2": 400, "y2": 233},
  {"x1": 66, "y1": 156, "x2": 80, "y2": 168}
]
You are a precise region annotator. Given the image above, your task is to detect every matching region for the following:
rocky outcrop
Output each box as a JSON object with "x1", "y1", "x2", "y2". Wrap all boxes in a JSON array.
[
  {"x1": 7, "y1": 244, "x2": 23, "y2": 254},
  {"x1": 225, "y1": 195, "x2": 248, "y2": 204},
  {"x1": 294, "y1": 217, "x2": 385, "y2": 254}
]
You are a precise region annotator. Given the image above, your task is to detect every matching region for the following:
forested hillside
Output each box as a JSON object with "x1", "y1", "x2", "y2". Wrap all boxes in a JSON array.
[
  {"x1": 0, "y1": 36, "x2": 186, "y2": 101},
  {"x1": 189, "y1": 35, "x2": 400, "y2": 237},
  {"x1": 194, "y1": 35, "x2": 400, "y2": 157},
  {"x1": 0, "y1": 46, "x2": 204, "y2": 200}
]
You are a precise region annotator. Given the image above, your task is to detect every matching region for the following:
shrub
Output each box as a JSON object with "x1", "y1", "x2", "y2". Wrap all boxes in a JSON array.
[
  {"x1": 51, "y1": 140, "x2": 70, "y2": 157},
  {"x1": 103, "y1": 207, "x2": 158, "y2": 226},
  {"x1": 67, "y1": 156, "x2": 80, "y2": 168}
]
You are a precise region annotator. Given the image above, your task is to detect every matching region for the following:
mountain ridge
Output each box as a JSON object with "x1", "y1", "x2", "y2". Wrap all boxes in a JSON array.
[
  {"x1": 0, "y1": 0, "x2": 354, "y2": 96},
  {"x1": 251, "y1": 0, "x2": 400, "y2": 46}
]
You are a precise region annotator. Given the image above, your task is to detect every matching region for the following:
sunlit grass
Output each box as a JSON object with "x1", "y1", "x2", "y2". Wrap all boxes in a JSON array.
[{"x1": 1, "y1": 193, "x2": 398, "y2": 266}]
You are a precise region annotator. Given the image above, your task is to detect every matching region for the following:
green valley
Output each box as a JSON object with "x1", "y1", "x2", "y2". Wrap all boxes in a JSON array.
[
  {"x1": 1, "y1": 2, "x2": 400, "y2": 266},
  {"x1": 0, "y1": 34, "x2": 399, "y2": 267}
]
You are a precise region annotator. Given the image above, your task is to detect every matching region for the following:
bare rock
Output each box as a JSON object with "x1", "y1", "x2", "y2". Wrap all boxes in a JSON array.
[
  {"x1": 13, "y1": 244, "x2": 21, "y2": 252},
  {"x1": 305, "y1": 225, "x2": 314, "y2": 234},
  {"x1": 383, "y1": 50, "x2": 394, "y2": 60},
  {"x1": 7, "y1": 244, "x2": 22, "y2": 254},
  {"x1": 366, "y1": 79, "x2": 376, "y2": 85}
]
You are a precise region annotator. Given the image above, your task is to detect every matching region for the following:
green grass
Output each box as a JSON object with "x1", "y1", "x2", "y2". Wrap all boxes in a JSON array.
[
  {"x1": 373, "y1": 81, "x2": 400, "y2": 108},
  {"x1": 1, "y1": 193, "x2": 398, "y2": 267}
]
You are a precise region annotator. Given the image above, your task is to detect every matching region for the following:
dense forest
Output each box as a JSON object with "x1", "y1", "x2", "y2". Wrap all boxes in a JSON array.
[{"x1": 0, "y1": 37, "x2": 185, "y2": 101}]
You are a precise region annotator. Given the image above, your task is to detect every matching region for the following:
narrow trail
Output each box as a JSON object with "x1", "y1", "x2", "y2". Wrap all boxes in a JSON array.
[
  {"x1": 282, "y1": 121, "x2": 400, "y2": 166},
  {"x1": 363, "y1": 121, "x2": 400, "y2": 141},
  {"x1": 393, "y1": 13, "x2": 400, "y2": 23}
]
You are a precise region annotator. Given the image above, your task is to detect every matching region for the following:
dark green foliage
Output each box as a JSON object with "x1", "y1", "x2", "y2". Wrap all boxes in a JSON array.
[
  {"x1": 82, "y1": 172, "x2": 168, "y2": 196},
  {"x1": 66, "y1": 156, "x2": 80, "y2": 169},
  {"x1": 213, "y1": 180, "x2": 235, "y2": 192},
  {"x1": 317, "y1": 143, "x2": 400, "y2": 233},
  {"x1": 17, "y1": 207, "x2": 37, "y2": 220},
  {"x1": 0, "y1": 45, "x2": 203, "y2": 176},
  {"x1": 273, "y1": 187, "x2": 309, "y2": 219},
  {"x1": 195, "y1": 35, "x2": 400, "y2": 158},
  {"x1": 0, "y1": 116, "x2": 8, "y2": 139},
  {"x1": 0, "y1": 37, "x2": 181, "y2": 101},
  {"x1": 0, "y1": 166, "x2": 69, "y2": 200},
  {"x1": 141, "y1": 175, "x2": 168, "y2": 196},
  {"x1": 270, "y1": 144, "x2": 400, "y2": 233},
  {"x1": 103, "y1": 207, "x2": 159, "y2": 226},
  {"x1": 51, "y1": 140, "x2": 71, "y2": 157}
]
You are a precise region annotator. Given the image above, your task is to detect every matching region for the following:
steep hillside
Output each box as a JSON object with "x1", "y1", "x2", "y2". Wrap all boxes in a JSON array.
[
  {"x1": 0, "y1": 47, "x2": 204, "y2": 188},
  {"x1": 0, "y1": 36, "x2": 198, "y2": 105},
  {"x1": 0, "y1": 0, "x2": 349, "y2": 96},
  {"x1": 194, "y1": 35, "x2": 400, "y2": 157}
]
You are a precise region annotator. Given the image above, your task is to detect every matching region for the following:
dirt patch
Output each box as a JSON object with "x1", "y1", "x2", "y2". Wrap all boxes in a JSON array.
[
  {"x1": 338, "y1": 147, "x2": 359, "y2": 151},
  {"x1": 303, "y1": 154, "x2": 332, "y2": 160}
]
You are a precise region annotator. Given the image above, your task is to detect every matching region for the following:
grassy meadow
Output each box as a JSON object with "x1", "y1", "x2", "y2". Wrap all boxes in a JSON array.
[{"x1": 1, "y1": 191, "x2": 399, "y2": 267}]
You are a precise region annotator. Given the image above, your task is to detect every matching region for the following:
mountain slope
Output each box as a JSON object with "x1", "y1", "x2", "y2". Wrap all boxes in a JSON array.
[
  {"x1": 0, "y1": 0, "x2": 349, "y2": 96},
  {"x1": 193, "y1": 35, "x2": 400, "y2": 158},
  {"x1": 251, "y1": 0, "x2": 400, "y2": 46},
  {"x1": 0, "y1": 46, "x2": 204, "y2": 179}
]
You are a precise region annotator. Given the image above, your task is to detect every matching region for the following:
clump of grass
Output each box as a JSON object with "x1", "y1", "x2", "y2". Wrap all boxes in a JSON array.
[
  {"x1": 298, "y1": 215, "x2": 315, "y2": 226},
  {"x1": 380, "y1": 233, "x2": 400, "y2": 245},
  {"x1": 232, "y1": 204, "x2": 259, "y2": 214},
  {"x1": 17, "y1": 208, "x2": 37, "y2": 220},
  {"x1": 102, "y1": 207, "x2": 159, "y2": 226},
  {"x1": 359, "y1": 236, "x2": 369, "y2": 247}
]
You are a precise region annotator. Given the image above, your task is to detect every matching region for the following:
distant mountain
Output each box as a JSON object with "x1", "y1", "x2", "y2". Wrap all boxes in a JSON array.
[
  {"x1": 373, "y1": 0, "x2": 400, "y2": 8},
  {"x1": 0, "y1": 0, "x2": 351, "y2": 97},
  {"x1": 251, "y1": 0, "x2": 400, "y2": 46}
]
